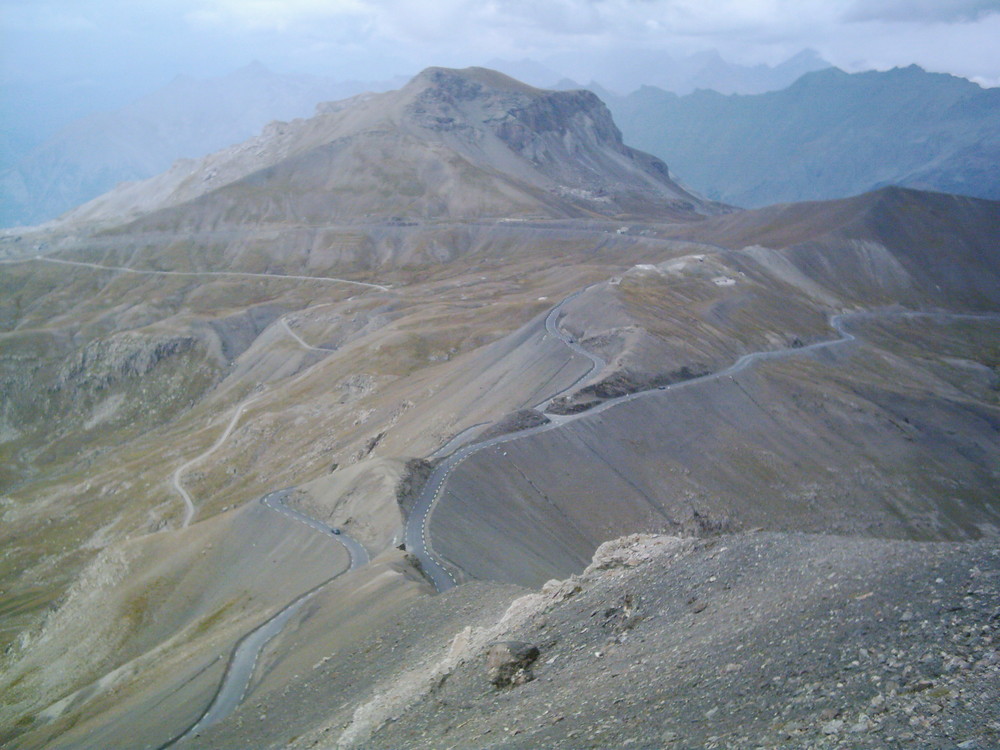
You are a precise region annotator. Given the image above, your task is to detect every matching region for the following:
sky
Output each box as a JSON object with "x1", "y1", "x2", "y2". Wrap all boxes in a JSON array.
[{"x1": 2, "y1": 0, "x2": 1000, "y2": 138}]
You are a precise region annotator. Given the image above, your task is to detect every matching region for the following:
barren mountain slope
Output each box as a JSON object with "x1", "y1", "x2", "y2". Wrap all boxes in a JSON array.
[
  {"x1": 0, "y1": 224, "x2": 655, "y2": 746},
  {"x1": 4, "y1": 194, "x2": 999, "y2": 747},
  {"x1": 432, "y1": 308, "x2": 1000, "y2": 586},
  {"x1": 355, "y1": 533, "x2": 1000, "y2": 750},
  {"x1": 0, "y1": 68, "x2": 997, "y2": 750},
  {"x1": 664, "y1": 186, "x2": 1000, "y2": 309}
]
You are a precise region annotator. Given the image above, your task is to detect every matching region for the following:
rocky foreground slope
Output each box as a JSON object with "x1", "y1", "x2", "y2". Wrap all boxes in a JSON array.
[{"x1": 189, "y1": 532, "x2": 1000, "y2": 749}]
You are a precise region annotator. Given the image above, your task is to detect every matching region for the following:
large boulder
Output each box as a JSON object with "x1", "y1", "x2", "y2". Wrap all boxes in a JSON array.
[{"x1": 486, "y1": 641, "x2": 540, "y2": 688}]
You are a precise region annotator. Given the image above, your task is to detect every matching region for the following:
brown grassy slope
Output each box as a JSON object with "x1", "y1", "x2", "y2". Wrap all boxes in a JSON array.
[{"x1": 1, "y1": 501, "x2": 347, "y2": 749}]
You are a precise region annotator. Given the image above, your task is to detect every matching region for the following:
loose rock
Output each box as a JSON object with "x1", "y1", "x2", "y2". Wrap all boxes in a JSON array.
[{"x1": 486, "y1": 641, "x2": 540, "y2": 688}]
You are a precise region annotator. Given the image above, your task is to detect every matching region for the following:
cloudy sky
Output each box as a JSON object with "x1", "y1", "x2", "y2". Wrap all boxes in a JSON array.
[{"x1": 2, "y1": 0, "x2": 999, "y2": 134}]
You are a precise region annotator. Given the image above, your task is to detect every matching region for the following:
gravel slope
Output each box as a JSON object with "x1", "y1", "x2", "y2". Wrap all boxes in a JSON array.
[{"x1": 357, "y1": 532, "x2": 999, "y2": 749}]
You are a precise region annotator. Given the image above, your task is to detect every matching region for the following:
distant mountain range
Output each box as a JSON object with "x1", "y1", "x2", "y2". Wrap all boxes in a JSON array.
[
  {"x1": 488, "y1": 48, "x2": 831, "y2": 95},
  {"x1": 0, "y1": 63, "x2": 404, "y2": 228},
  {"x1": 0, "y1": 50, "x2": 828, "y2": 229},
  {"x1": 601, "y1": 65, "x2": 1000, "y2": 207},
  {"x1": 3, "y1": 57, "x2": 997, "y2": 229}
]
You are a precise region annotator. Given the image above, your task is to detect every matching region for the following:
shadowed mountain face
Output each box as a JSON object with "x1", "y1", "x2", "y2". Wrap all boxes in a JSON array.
[
  {"x1": 0, "y1": 67, "x2": 998, "y2": 750},
  {"x1": 60, "y1": 67, "x2": 717, "y2": 232},
  {"x1": 603, "y1": 65, "x2": 1000, "y2": 207}
]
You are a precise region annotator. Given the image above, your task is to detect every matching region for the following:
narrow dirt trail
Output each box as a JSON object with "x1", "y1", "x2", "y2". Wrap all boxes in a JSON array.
[{"x1": 172, "y1": 397, "x2": 260, "y2": 527}]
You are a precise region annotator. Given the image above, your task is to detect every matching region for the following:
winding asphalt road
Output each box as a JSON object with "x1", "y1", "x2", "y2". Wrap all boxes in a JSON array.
[
  {"x1": 407, "y1": 307, "x2": 1000, "y2": 593},
  {"x1": 162, "y1": 303, "x2": 1000, "y2": 743},
  {"x1": 536, "y1": 285, "x2": 607, "y2": 410},
  {"x1": 10, "y1": 251, "x2": 379, "y2": 526},
  {"x1": 157, "y1": 285, "x2": 373, "y2": 743},
  {"x1": 161, "y1": 490, "x2": 367, "y2": 748},
  {"x1": 404, "y1": 301, "x2": 870, "y2": 593},
  {"x1": 165, "y1": 273, "x2": 371, "y2": 524},
  {"x1": 405, "y1": 286, "x2": 609, "y2": 592},
  {"x1": 262, "y1": 489, "x2": 370, "y2": 566},
  {"x1": 19, "y1": 251, "x2": 1000, "y2": 730},
  {"x1": 29, "y1": 255, "x2": 391, "y2": 291},
  {"x1": 425, "y1": 286, "x2": 608, "y2": 464},
  {"x1": 170, "y1": 301, "x2": 347, "y2": 526},
  {"x1": 279, "y1": 318, "x2": 337, "y2": 352}
]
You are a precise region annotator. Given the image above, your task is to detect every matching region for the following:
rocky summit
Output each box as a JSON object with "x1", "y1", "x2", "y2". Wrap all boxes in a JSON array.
[{"x1": 0, "y1": 67, "x2": 997, "y2": 750}]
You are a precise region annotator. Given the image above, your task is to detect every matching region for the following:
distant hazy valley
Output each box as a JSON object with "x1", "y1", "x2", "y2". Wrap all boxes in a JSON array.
[
  {"x1": 0, "y1": 64, "x2": 408, "y2": 229},
  {"x1": 0, "y1": 64, "x2": 998, "y2": 750}
]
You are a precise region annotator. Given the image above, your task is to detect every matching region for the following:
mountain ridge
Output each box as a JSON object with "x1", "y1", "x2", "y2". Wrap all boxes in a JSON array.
[{"x1": 661, "y1": 186, "x2": 1000, "y2": 310}]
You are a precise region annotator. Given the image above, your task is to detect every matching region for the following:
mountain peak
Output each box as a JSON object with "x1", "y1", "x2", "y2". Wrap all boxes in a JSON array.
[
  {"x1": 408, "y1": 66, "x2": 545, "y2": 98},
  {"x1": 788, "y1": 66, "x2": 850, "y2": 88},
  {"x1": 58, "y1": 66, "x2": 719, "y2": 228},
  {"x1": 779, "y1": 48, "x2": 829, "y2": 69}
]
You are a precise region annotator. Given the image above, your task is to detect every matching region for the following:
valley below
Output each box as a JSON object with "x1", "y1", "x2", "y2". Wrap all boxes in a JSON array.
[{"x1": 0, "y1": 67, "x2": 997, "y2": 749}]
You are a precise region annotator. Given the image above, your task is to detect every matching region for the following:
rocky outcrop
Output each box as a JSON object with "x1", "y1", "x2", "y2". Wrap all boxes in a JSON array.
[
  {"x1": 477, "y1": 409, "x2": 550, "y2": 441},
  {"x1": 410, "y1": 68, "x2": 626, "y2": 160},
  {"x1": 582, "y1": 533, "x2": 694, "y2": 575},
  {"x1": 547, "y1": 365, "x2": 711, "y2": 414},
  {"x1": 205, "y1": 304, "x2": 285, "y2": 362},
  {"x1": 57, "y1": 332, "x2": 199, "y2": 391},
  {"x1": 405, "y1": 67, "x2": 715, "y2": 219},
  {"x1": 395, "y1": 458, "x2": 435, "y2": 519},
  {"x1": 486, "y1": 641, "x2": 540, "y2": 688}
]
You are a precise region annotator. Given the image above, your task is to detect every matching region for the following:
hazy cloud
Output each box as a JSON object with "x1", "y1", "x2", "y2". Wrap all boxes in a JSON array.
[
  {"x1": 185, "y1": 0, "x2": 370, "y2": 32},
  {"x1": 844, "y1": 0, "x2": 1000, "y2": 24},
  {"x1": 2, "y1": 0, "x2": 998, "y2": 106},
  {"x1": 181, "y1": 0, "x2": 845, "y2": 44}
]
